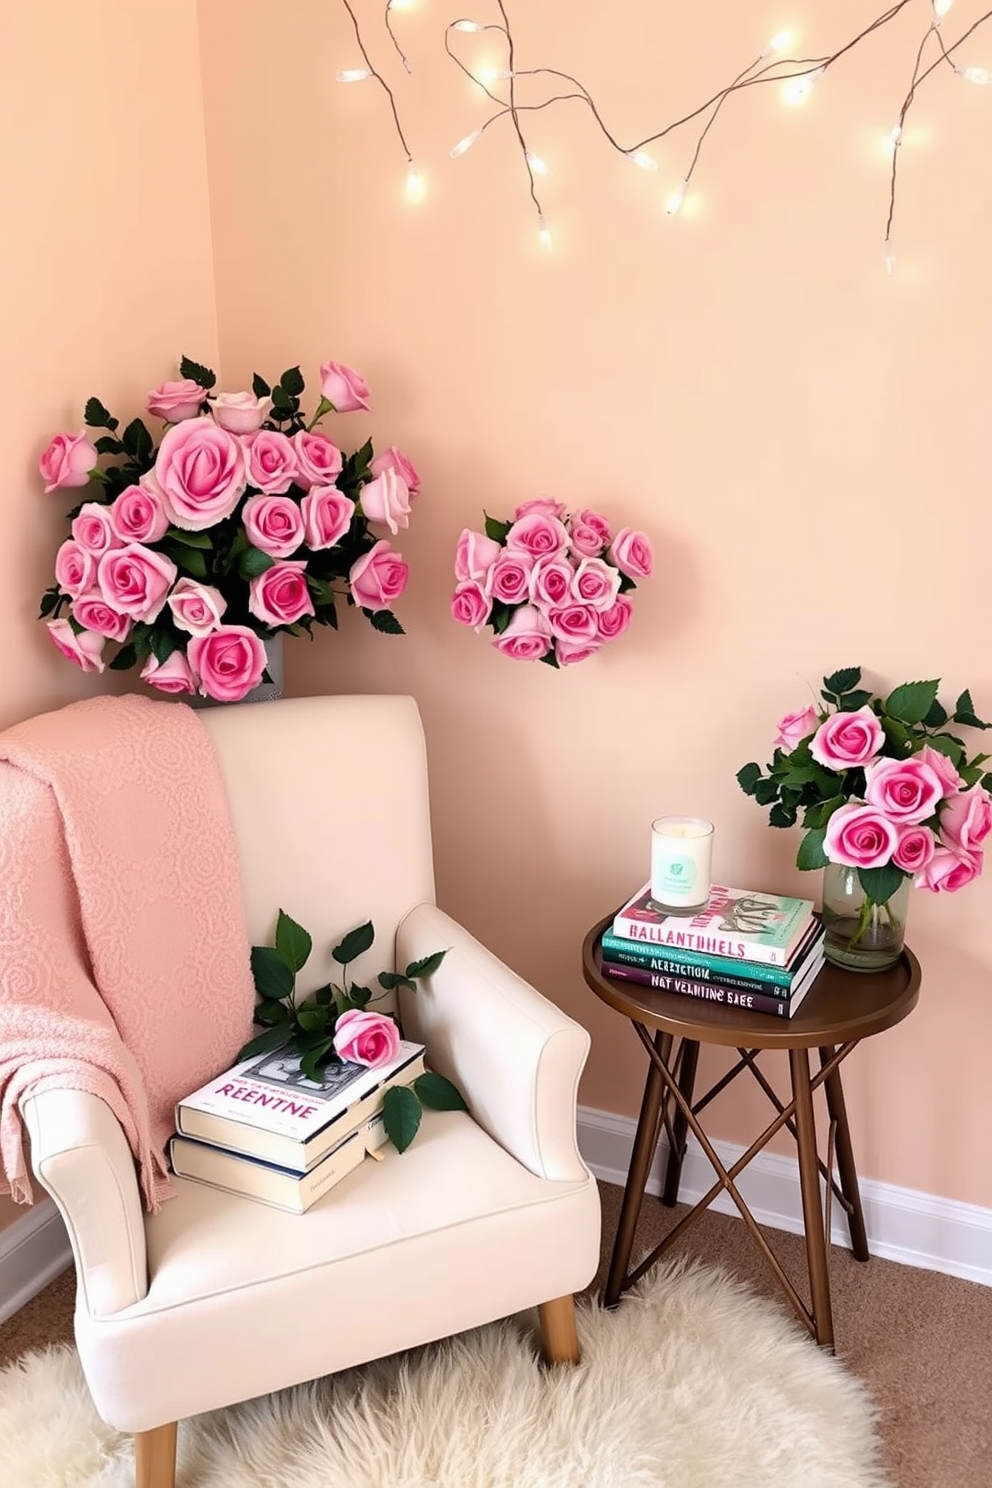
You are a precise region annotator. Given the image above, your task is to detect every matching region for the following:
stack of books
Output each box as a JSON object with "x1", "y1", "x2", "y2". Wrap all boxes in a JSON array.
[
  {"x1": 602, "y1": 882, "x2": 825, "y2": 1019},
  {"x1": 169, "y1": 1037, "x2": 426, "y2": 1213}
]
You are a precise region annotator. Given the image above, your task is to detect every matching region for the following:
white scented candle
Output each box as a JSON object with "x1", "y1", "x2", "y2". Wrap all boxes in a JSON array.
[{"x1": 650, "y1": 817, "x2": 715, "y2": 915}]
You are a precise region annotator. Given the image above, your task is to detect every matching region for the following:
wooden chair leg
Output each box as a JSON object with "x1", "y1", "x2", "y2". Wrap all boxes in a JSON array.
[
  {"x1": 134, "y1": 1421, "x2": 177, "y2": 1488},
  {"x1": 538, "y1": 1293, "x2": 581, "y2": 1364}
]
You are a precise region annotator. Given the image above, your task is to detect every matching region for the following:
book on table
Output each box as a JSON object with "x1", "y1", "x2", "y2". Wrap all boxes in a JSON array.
[
  {"x1": 174, "y1": 1037, "x2": 426, "y2": 1175},
  {"x1": 611, "y1": 882, "x2": 815, "y2": 968},
  {"x1": 169, "y1": 1110, "x2": 391, "y2": 1214},
  {"x1": 601, "y1": 914, "x2": 824, "y2": 995},
  {"x1": 600, "y1": 938, "x2": 824, "y2": 1019}
]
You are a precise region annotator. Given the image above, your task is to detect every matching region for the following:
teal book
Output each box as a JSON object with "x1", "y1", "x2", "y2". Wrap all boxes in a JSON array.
[{"x1": 611, "y1": 883, "x2": 815, "y2": 969}]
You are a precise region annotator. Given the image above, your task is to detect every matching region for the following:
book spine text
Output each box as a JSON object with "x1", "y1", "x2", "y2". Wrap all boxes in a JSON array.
[
  {"x1": 601, "y1": 960, "x2": 794, "y2": 1016},
  {"x1": 600, "y1": 933, "x2": 795, "y2": 989},
  {"x1": 610, "y1": 917, "x2": 791, "y2": 965}
]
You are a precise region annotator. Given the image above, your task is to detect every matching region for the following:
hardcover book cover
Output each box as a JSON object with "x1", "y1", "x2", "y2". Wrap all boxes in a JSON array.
[
  {"x1": 612, "y1": 883, "x2": 815, "y2": 967},
  {"x1": 600, "y1": 959, "x2": 821, "y2": 1019},
  {"x1": 601, "y1": 916, "x2": 824, "y2": 992}
]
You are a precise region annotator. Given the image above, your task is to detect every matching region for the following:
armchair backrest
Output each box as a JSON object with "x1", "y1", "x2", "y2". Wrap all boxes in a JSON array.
[{"x1": 199, "y1": 695, "x2": 436, "y2": 994}]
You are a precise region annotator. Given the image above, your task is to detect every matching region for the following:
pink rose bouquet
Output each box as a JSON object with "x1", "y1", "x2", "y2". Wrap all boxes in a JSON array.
[
  {"x1": 738, "y1": 667, "x2": 992, "y2": 925},
  {"x1": 450, "y1": 499, "x2": 650, "y2": 667},
  {"x1": 38, "y1": 355, "x2": 419, "y2": 702}
]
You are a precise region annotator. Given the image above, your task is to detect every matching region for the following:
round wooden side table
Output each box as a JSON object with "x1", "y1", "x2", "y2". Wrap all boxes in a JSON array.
[{"x1": 582, "y1": 915, "x2": 921, "y2": 1349}]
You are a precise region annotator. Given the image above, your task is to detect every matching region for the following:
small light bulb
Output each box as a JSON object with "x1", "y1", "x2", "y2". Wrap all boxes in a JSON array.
[
  {"x1": 538, "y1": 212, "x2": 553, "y2": 250},
  {"x1": 336, "y1": 68, "x2": 373, "y2": 83},
  {"x1": 958, "y1": 65, "x2": 992, "y2": 85},
  {"x1": 665, "y1": 179, "x2": 688, "y2": 216},
  {"x1": 884, "y1": 238, "x2": 896, "y2": 275},
  {"x1": 453, "y1": 18, "x2": 485, "y2": 31},
  {"x1": 527, "y1": 151, "x2": 551, "y2": 177},
  {"x1": 450, "y1": 128, "x2": 483, "y2": 159},
  {"x1": 782, "y1": 66, "x2": 823, "y2": 105},
  {"x1": 887, "y1": 124, "x2": 903, "y2": 152},
  {"x1": 627, "y1": 150, "x2": 659, "y2": 172},
  {"x1": 762, "y1": 30, "x2": 792, "y2": 57},
  {"x1": 933, "y1": 0, "x2": 954, "y2": 20},
  {"x1": 405, "y1": 163, "x2": 424, "y2": 201},
  {"x1": 477, "y1": 66, "x2": 513, "y2": 83}
]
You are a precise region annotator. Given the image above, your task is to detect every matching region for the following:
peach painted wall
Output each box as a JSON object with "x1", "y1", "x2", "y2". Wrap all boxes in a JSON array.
[
  {"x1": 0, "y1": 0, "x2": 218, "y2": 1232},
  {"x1": 198, "y1": 0, "x2": 992, "y2": 1208}
]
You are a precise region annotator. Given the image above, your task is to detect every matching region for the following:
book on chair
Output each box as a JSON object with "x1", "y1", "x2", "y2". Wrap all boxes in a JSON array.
[{"x1": 174, "y1": 1037, "x2": 426, "y2": 1175}]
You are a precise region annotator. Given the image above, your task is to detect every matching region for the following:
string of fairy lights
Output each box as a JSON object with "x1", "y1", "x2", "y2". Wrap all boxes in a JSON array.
[{"x1": 334, "y1": 0, "x2": 992, "y2": 269}]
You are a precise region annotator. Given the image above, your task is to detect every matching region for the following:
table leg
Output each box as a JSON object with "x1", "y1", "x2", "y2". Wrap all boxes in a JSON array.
[
  {"x1": 661, "y1": 1039, "x2": 699, "y2": 1207},
  {"x1": 819, "y1": 1045, "x2": 869, "y2": 1262},
  {"x1": 789, "y1": 1046, "x2": 834, "y2": 1350},
  {"x1": 604, "y1": 1028, "x2": 670, "y2": 1308}
]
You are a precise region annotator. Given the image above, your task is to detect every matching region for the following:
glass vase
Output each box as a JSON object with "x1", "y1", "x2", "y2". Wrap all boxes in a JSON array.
[{"x1": 820, "y1": 862, "x2": 910, "y2": 973}]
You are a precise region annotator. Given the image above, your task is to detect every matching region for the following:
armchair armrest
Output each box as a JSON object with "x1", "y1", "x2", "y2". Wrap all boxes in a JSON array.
[
  {"x1": 22, "y1": 1089, "x2": 148, "y2": 1318},
  {"x1": 396, "y1": 903, "x2": 591, "y2": 1183}
]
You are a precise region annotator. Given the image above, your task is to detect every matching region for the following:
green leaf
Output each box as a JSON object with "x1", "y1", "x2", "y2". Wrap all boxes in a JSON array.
[
  {"x1": 174, "y1": 546, "x2": 208, "y2": 580},
  {"x1": 953, "y1": 690, "x2": 991, "y2": 730},
  {"x1": 414, "y1": 1071, "x2": 467, "y2": 1111},
  {"x1": 149, "y1": 628, "x2": 178, "y2": 665},
  {"x1": 241, "y1": 546, "x2": 276, "y2": 578},
  {"x1": 796, "y1": 828, "x2": 829, "y2": 870},
  {"x1": 837, "y1": 689, "x2": 873, "y2": 711},
  {"x1": 94, "y1": 435, "x2": 123, "y2": 456},
  {"x1": 332, "y1": 920, "x2": 375, "y2": 965},
  {"x1": 121, "y1": 418, "x2": 154, "y2": 465},
  {"x1": 483, "y1": 513, "x2": 512, "y2": 544},
  {"x1": 923, "y1": 698, "x2": 949, "y2": 729},
  {"x1": 179, "y1": 355, "x2": 216, "y2": 391},
  {"x1": 313, "y1": 983, "x2": 335, "y2": 1006},
  {"x1": 250, "y1": 944, "x2": 294, "y2": 1001},
  {"x1": 38, "y1": 590, "x2": 60, "y2": 619},
  {"x1": 753, "y1": 777, "x2": 780, "y2": 806},
  {"x1": 84, "y1": 396, "x2": 117, "y2": 430},
  {"x1": 802, "y1": 794, "x2": 846, "y2": 829},
  {"x1": 297, "y1": 1006, "x2": 328, "y2": 1032},
  {"x1": 377, "y1": 970, "x2": 418, "y2": 993},
  {"x1": 167, "y1": 529, "x2": 212, "y2": 549},
  {"x1": 926, "y1": 733, "x2": 965, "y2": 766},
  {"x1": 884, "y1": 680, "x2": 939, "y2": 726},
  {"x1": 768, "y1": 803, "x2": 797, "y2": 828},
  {"x1": 857, "y1": 864, "x2": 908, "y2": 907},
  {"x1": 236, "y1": 1026, "x2": 291, "y2": 1062},
  {"x1": 279, "y1": 366, "x2": 305, "y2": 397},
  {"x1": 108, "y1": 641, "x2": 138, "y2": 671},
  {"x1": 345, "y1": 985, "x2": 372, "y2": 1009},
  {"x1": 271, "y1": 384, "x2": 293, "y2": 410},
  {"x1": 736, "y1": 762, "x2": 762, "y2": 797},
  {"x1": 823, "y1": 667, "x2": 862, "y2": 694},
  {"x1": 382, "y1": 1084, "x2": 422, "y2": 1153},
  {"x1": 490, "y1": 603, "x2": 513, "y2": 636},
  {"x1": 982, "y1": 772, "x2": 992, "y2": 793},
  {"x1": 405, "y1": 949, "x2": 449, "y2": 980},
  {"x1": 366, "y1": 608, "x2": 405, "y2": 635},
  {"x1": 300, "y1": 1039, "x2": 336, "y2": 1083},
  {"x1": 252, "y1": 372, "x2": 271, "y2": 398},
  {"x1": 253, "y1": 999, "x2": 291, "y2": 1027},
  {"x1": 539, "y1": 649, "x2": 560, "y2": 668},
  {"x1": 880, "y1": 717, "x2": 913, "y2": 755},
  {"x1": 275, "y1": 910, "x2": 312, "y2": 973}
]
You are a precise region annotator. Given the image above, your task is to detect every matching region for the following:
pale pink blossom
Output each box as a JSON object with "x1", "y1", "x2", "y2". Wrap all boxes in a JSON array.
[
  {"x1": 609, "y1": 527, "x2": 653, "y2": 579},
  {"x1": 915, "y1": 844, "x2": 984, "y2": 893},
  {"x1": 97, "y1": 543, "x2": 177, "y2": 622},
  {"x1": 513, "y1": 497, "x2": 567, "y2": 520},
  {"x1": 775, "y1": 706, "x2": 819, "y2": 753},
  {"x1": 248, "y1": 561, "x2": 315, "y2": 628},
  {"x1": 141, "y1": 650, "x2": 197, "y2": 695},
  {"x1": 491, "y1": 552, "x2": 535, "y2": 605},
  {"x1": 332, "y1": 1009, "x2": 399, "y2": 1067},
  {"x1": 916, "y1": 744, "x2": 965, "y2": 797},
  {"x1": 939, "y1": 785, "x2": 992, "y2": 854},
  {"x1": 292, "y1": 430, "x2": 344, "y2": 490},
  {"x1": 319, "y1": 361, "x2": 370, "y2": 413},
  {"x1": 505, "y1": 512, "x2": 570, "y2": 559},
  {"x1": 530, "y1": 555, "x2": 574, "y2": 609},
  {"x1": 153, "y1": 418, "x2": 246, "y2": 530},
  {"x1": 71, "y1": 503, "x2": 119, "y2": 557},
  {"x1": 809, "y1": 707, "x2": 884, "y2": 771},
  {"x1": 188, "y1": 626, "x2": 267, "y2": 702},
  {"x1": 571, "y1": 558, "x2": 622, "y2": 611},
  {"x1": 242, "y1": 493, "x2": 305, "y2": 558},
  {"x1": 454, "y1": 529, "x2": 501, "y2": 585},
  {"x1": 555, "y1": 637, "x2": 603, "y2": 666},
  {"x1": 596, "y1": 597, "x2": 633, "y2": 640},
  {"x1": 568, "y1": 508, "x2": 612, "y2": 556},
  {"x1": 147, "y1": 379, "x2": 205, "y2": 423},
  {"x1": 370, "y1": 445, "x2": 420, "y2": 494},
  {"x1": 208, "y1": 390, "x2": 273, "y2": 434},
  {"x1": 547, "y1": 603, "x2": 599, "y2": 643},
  {"x1": 46, "y1": 619, "x2": 105, "y2": 673},
  {"x1": 71, "y1": 591, "x2": 132, "y2": 642},
  {"x1": 39, "y1": 432, "x2": 98, "y2": 493},
  {"x1": 110, "y1": 485, "x2": 169, "y2": 544},
  {"x1": 243, "y1": 430, "x2": 299, "y2": 495},
  {"x1": 892, "y1": 823, "x2": 936, "y2": 874},
  {"x1": 823, "y1": 802, "x2": 899, "y2": 869},
  {"x1": 301, "y1": 487, "x2": 355, "y2": 550},
  {"x1": 361, "y1": 468, "x2": 412, "y2": 535},
  {"x1": 864, "y1": 756, "x2": 944, "y2": 825},
  {"x1": 54, "y1": 540, "x2": 95, "y2": 599},
  {"x1": 492, "y1": 604, "x2": 552, "y2": 661},
  {"x1": 349, "y1": 541, "x2": 408, "y2": 612},
  {"x1": 168, "y1": 578, "x2": 227, "y2": 636},
  {"x1": 451, "y1": 582, "x2": 492, "y2": 629}
]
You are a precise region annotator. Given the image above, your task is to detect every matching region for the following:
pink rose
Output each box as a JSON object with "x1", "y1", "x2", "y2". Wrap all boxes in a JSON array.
[
  {"x1": 939, "y1": 785, "x2": 992, "y2": 854},
  {"x1": 249, "y1": 561, "x2": 315, "y2": 627},
  {"x1": 775, "y1": 705, "x2": 819, "y2": 753},
  {"x1": 153, "y1": 418, "x2": 246, "y2": 531},
  {"x1": 809, "y1": 707, "x2": 884, "y2": 771},
  {"x1": 609, "y1": 527, "x2": 653, "y2": 580},
  {"x1": 97, "y1": 543, "x2": 177, "y2": 622},
  {"x1": 548, "y1": 603, "x2": 599, "y2": 642},
  {"x1": 863, "y1": 756, "x2": 944, "y2": 825},
  {"x1": 71, "y1": 502, "x2": 119, "y2": 557},
  {"x1": 243, "y1": 430, "x2": 299, "y2": 495},
  {"x1": 141, "y1": 650, "x2": 197, "y2": 695},
  {"x1": 292, "y1": 430, "x2": 344, "y2": 491},
  {"x1": 208, "y1": 391, "x2": 273, "y2": 434},
  {"x1": 823, "y1": 803, "x2": 900, "y2": 869},
  {"x1": 454, "y1": 529, "x2": 501, "y2": 585},
  {"x1": 110, "y1": 485, "x2": 169, "y2": 544},
  {"x1": 168, "y1": 577, "x2": 227, "y2": 636},
  {"x1": 893, "y1": 824, "x2": 936, "y2": 874},
  {"x1": 39, "y1": 431, "x2": 98, "y2": 493},
  {"x1": 301, "y1": 487, "x2": 355, "y2": 550},
  {"x1": 916, "y1": 744, "x2": 965, "y2": 796},
  {"x1": 332, "y1": 1009, "x2": 400, "y2": 1068},
  {"x1": 361, "y1": 468, "x2": 412, "y2": 535},
  {"x1": 451, "y1": 581, "x2": 492, "y2": 629},
  {"x1": 530, "y1": 555, "x2": 574, "y2": 609},
  {"x1": 242, "y1": 493, "x2": 305, "y2": 558},
  {"x1": 71, "y1": 591, "x2": 132, "y2": 643},
  {"x1": 492, "y1": 605, "x2": 552, "y2": 661},
  {"x1": 370, "y1": 445, "x2": 420, "y2": 495},
  {"x1": 46, "y1": 619, "x2": 105, "y2": 673},
  {"x1": 188, "y1": 625, "x2": 267, "y2": 702},
  {"x1": 568, "y1": 508, "x2": 612, "y2": 557},
  {"x1": 54, "y1": 540, "x2": 95, "y2": 599},
  {"x1": 491, "y1": 552, "x2": 535, "y2": 605},
  {"x1": 349, "y1": 540, "x2": 409, "y2": 613},
  {"x1": 556, "y1": 637, "x2": 603, "y2": 666},
  {"x1": 915, "y1": 844, "x2": 983, "y2": 893},
  {"x1": 513, "y1": 497, "x2": 567, "y2": 520},
  {"x1": 596, "y1": 596, "x2": 633, "y2": 640},
  {"x1": 319, "y1": 361, "x2": 371, "y2": 413},
  {"x1": 571, "y1": 557, "x2": 621, "y2": 611},
  {"x1": 505, "y1": 512, "x2": 570, "y2": 559},
  {"x1": 147, "y1": 379, "x2": 205, "y2": 424}
]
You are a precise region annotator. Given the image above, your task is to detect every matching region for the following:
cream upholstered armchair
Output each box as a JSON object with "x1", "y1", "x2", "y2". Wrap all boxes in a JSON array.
[{"x1": 21, "y1": 695, "x2": 601, "y2": 1488}]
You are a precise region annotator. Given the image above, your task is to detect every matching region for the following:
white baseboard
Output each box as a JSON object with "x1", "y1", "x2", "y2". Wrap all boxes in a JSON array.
[
  {"x1": 578, "y1": 1104, "x2": 992, "y2": 1289},
  {"x1": 0, "y1": 1199, "x2": 73, "y2": 1326}
]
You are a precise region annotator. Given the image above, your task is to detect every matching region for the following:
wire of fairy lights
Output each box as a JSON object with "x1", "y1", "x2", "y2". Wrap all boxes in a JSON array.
[
  {"x1": 335, "y1": 0, "x2": 423, "y2": 200},
  {"x1": 443, "y1": 0, "x2": 992, "y2": 264}
]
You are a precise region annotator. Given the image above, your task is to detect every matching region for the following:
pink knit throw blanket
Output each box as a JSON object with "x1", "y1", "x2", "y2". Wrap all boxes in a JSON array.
[{"x1": 0, "y1": 695, "x2": 256, "y2": 1211}]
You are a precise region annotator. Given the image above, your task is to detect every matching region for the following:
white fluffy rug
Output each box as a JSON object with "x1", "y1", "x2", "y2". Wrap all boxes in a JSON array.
[{"x1": 0, "y1": 1259, "x2": 890, "y2": 1488}]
